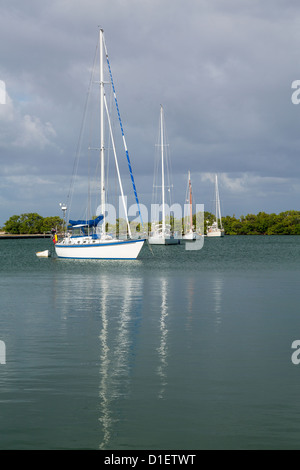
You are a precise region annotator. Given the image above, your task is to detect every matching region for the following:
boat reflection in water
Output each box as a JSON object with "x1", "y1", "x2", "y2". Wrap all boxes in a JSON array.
[
  {"x1": 157, "y1": 278, "x2": 169, "y2": 400},
  {"x1": 98, "y1": 274, "x2": 143, "y2": 449},
  {"x1": 51, "y1": 249, "x2": 228, "y2": 449},
  {"x1": 98, "y1": 274, "x2": 172, "y2": 447},
  {"x1": 212, "y1": 275, "x2": 224, "y2": 330},
  {"x1": 50, "y1": 258, "x2": 227, "y2": 449}
]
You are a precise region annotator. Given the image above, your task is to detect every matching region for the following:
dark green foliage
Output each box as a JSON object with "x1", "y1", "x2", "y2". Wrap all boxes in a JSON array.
[
  {"x1": 221, "y1": 211, "x2": 300, "y2": 235},
  {"x1": 2, "y1": 211, "x2": 300, "y2": 235},
  {"x1": 3, "y1": 213, "x2": 64, "y2": 234}
]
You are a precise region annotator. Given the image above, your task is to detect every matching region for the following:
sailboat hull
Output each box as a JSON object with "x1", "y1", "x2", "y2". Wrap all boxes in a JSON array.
[
  {"x1": 55, "y1": 239, "x2": 145, "y2": 259},
  {"x1": 182, "y1": 231, "x2": 197, "y2": 241},
  {"x1": 206, "y1": 230, "x2": 224, "y2": 237},
  {"x1": 148, "y1": 236, "x2": 179, "y2": 245}
]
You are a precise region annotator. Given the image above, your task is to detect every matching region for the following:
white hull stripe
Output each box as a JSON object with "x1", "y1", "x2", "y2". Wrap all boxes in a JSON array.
[{"x1": 56, "y1": 239, "x2": 145, "y2": 248}]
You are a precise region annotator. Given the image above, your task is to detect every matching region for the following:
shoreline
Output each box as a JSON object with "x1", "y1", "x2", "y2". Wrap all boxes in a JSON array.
[{"x1": 0, "y1": 233, "x2": 51, "y2": 239}]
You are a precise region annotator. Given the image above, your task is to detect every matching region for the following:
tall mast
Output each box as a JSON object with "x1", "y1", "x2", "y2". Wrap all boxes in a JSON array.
[
  {"x1": 215, "y1": 174, "x2": 218, "y2": 229},
  {"x1": 100, "y1": 29, "x2": 105, "y2": 234},
  {"x1": 161, "y1": 105, "x2": 165, "y2": 234},
  {"x1": 189, "y1": 171, "x2": 193, "y2": 230},
  {"x1": 216, "y1": 174, "x2": 222, "y2": 229}
]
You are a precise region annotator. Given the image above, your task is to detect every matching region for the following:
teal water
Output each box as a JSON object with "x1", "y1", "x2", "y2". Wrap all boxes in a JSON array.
[{"x1": 0, "y1": 236, "x2": 300, "y2": 449}]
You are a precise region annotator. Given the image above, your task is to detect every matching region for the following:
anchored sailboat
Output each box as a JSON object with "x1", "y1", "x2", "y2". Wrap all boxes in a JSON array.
[
  {"x1": 207, "y1": 174, "x2": 225, "y2": 237},
  {"x1": 149, "y1": 105, "x2": 179, "y2": 245},
  {"x1": 183, "y1": 171, "x2": 196, "y2": 241},
  {"x1": 55, "y1": 29, "x2": 145, "y2": 259}
]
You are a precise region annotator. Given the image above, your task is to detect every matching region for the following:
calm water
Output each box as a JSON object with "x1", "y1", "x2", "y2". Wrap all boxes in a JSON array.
[{"x1": 0, "y1": 236, "x2": 300, "y2": 450}]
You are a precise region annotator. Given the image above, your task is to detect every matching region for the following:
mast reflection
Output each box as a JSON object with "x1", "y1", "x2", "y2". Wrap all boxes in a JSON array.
[
  {"x1": 99, "y1": 276, "x2": 110, "y2": 449},
  {"x1": 157, "y1": 278, "x2": 169, "y2": 399},
  {"x1": 212, "y1": 275, "x2": 224, "y2": 329},
  {"x1": 98, "y1": 275, "x2": 143, "y2": 449}
]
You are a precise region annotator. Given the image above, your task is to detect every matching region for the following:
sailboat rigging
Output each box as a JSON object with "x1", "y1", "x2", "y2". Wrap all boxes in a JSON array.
[
  {"x1": 206, "y1": 174, "x2": 225, "y2": 237},
  {"x1": 148, "y1": 105, "x2": 179, "y2": 245},
  {"x1": 54, "y1": 29, "x2": 145, "y2": 259},
  {"x1": 183, "y1": 171, "x2": 197, "y2": 241}
]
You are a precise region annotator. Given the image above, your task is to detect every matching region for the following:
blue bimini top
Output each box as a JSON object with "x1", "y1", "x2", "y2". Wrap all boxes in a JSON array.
[{"x1": 68, "y1": 215, "x2": 104, "y2": 228}]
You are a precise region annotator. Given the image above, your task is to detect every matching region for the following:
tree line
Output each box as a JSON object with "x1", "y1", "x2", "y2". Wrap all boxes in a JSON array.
[
  {"x1": 219, "y1": 211, "x2": 300, "y2": 235},
  {"x1": 2, "y1": 213, "x2": 64, "y2": 234},
  {"x1": 2, "y1": 210, "x2": 300, "y2": 235}
]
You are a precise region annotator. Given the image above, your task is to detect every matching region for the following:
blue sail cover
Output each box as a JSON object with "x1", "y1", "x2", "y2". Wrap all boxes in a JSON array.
[{"x1": 68, "y1": 215, "x2": 104, "y2": 228}]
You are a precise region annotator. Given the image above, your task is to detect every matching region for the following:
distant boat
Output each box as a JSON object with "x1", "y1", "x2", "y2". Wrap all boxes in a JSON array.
[
  {"x1": 149, "y1": 105, "x2": 179, "y2": 245},
  {"x1": 183, "y1": 171, "x2": 197, "y2": 241},
  {"x1": 54, "y1": 29, "x2": 145, "y2": 259},
  {"x1": 207, "y1": 174, "x2": 225, "y2": 237}
]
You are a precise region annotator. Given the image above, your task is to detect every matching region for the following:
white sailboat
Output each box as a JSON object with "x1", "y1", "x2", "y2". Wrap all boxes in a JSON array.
[
  {"x1": 183, "y1": 171, "x2": 197, "y2": 241},
  {"x1": 55, "y1": 29, "x2": 145, "y2": 259},
  {"x1": 207, "y1": 174, "x2": 225, "y2": 237},
  {"x1": 149, "y1": 105, "x2": 179, "y2": 245}
]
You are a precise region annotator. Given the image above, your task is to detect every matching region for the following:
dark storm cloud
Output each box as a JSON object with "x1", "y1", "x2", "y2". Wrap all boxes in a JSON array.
[{"x1": 1, "y1": 0, "x2": 300, "y2": 224}]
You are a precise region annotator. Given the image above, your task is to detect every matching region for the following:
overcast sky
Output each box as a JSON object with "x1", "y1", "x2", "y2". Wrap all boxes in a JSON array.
[{"x1": 1, "y1": 0, "x2": 300, "y2": 226}]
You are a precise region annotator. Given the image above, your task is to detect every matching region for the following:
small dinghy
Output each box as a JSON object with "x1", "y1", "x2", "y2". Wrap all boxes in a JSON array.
[{"x1": 36, "y1": 250, "x2": 50, "y2": 258}]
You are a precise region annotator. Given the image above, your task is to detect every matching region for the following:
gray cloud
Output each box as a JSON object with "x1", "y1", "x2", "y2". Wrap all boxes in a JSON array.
[{"x1": 1, "y1": 0, "x2": 300, "y2": 224}]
